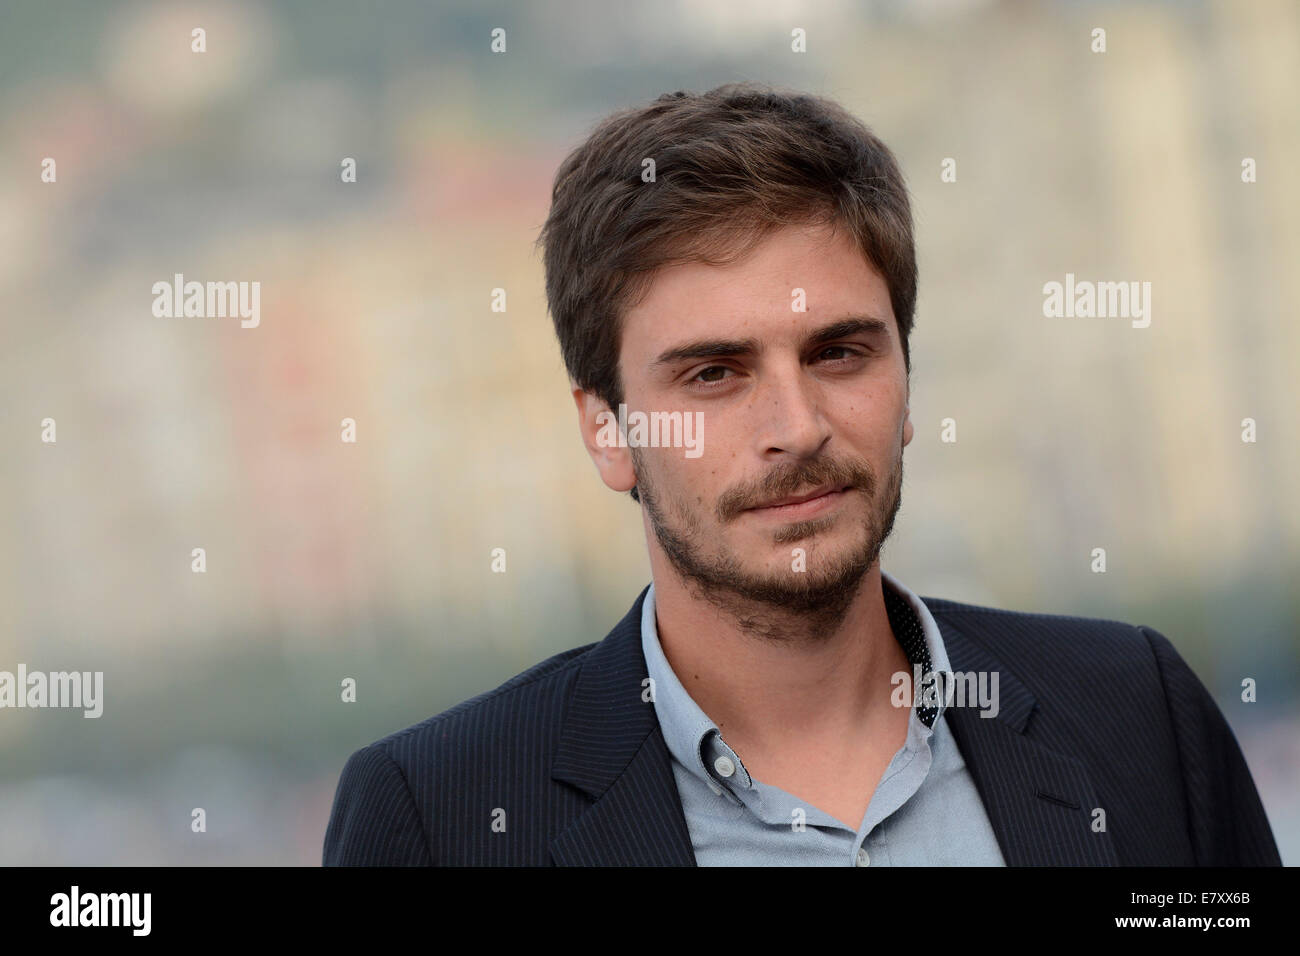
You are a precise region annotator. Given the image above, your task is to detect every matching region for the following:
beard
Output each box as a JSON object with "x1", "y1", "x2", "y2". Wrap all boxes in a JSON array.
[{"x1": 634, "y1": 444, "x2": 904, "y2": 642}]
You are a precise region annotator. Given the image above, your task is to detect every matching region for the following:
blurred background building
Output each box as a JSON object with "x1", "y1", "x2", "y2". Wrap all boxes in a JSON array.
[{"x1": 0, "y1": 0, "x2": 1296, "y2": 864}]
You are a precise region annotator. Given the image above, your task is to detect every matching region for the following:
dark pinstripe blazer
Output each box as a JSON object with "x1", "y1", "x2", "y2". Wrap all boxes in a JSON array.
[{"x1": 322, "y1": 586, "x2": 1282, "y2": 866}]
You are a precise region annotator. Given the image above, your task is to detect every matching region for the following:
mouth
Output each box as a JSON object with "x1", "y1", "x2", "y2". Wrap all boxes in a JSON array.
[{"x1": 744, "y1": 484, "x2": 853, "y2": 520}]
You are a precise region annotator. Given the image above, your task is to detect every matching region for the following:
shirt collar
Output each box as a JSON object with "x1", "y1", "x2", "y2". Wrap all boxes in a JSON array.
[
  {"x1": 640, "y1": 583, "x2": 729, "y2": 789},
  {"x1": 640, "y1": 570, "x2": 955, "y2": 793}
]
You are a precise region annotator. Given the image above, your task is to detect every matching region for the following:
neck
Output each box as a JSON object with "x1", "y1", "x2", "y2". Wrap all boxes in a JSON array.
[{"x1": 647, "y1": 550, "x2": 909, "y2": 757}]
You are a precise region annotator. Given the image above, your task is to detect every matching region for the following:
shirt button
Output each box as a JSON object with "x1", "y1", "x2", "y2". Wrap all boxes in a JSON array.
[
  {"x1": 713, "y1": 755, "x2": 736, "y2": 778},
  {"x1": 856, "y1": 848, "x2": 871, "y2": 867}
]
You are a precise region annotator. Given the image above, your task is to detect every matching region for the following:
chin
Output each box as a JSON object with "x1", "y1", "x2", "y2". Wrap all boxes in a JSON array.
[{"x1": 748, "y1": 534, "x2": 861, "y2": 571}]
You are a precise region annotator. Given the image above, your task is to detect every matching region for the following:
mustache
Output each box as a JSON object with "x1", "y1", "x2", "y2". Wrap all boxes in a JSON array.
[{"x1": 715, "y1": 456, "x2": 876, "y2": 522}]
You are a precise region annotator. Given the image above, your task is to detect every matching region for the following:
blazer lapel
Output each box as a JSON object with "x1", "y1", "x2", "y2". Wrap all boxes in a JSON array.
[
  {"x1": 550, "y1": 586, "x2": 697, "y2": 866},
  {"x1": 935, "y1": 611, "x2": 1119, "y2": 865}
]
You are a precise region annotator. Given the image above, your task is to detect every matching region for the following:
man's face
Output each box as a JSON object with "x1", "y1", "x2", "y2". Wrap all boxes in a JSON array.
[{"x1": 578, "y1": 220, "x2": 913, "y2": 623}]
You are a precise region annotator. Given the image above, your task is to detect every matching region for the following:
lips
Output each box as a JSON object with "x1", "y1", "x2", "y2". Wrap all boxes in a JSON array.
[{"x1": 748, "y1": 484, "x2": 849, "y2": 511}]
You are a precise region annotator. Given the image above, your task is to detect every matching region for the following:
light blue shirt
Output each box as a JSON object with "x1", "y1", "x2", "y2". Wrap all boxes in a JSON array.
[{"x1": 640, "y1": 569, "x2": 1007, "y2": 866}]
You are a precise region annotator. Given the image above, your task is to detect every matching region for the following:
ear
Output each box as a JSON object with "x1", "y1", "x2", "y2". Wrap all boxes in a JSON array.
[
  {"x1": 902, "y1": 402, "x2": 914, "y2": 447},
  {"x1": 572, "y1": 386, "x2": 638, "y2": 493}
]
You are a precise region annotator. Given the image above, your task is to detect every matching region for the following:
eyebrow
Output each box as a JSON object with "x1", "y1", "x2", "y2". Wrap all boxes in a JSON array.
[{"x1": 649, "y1": 316, "x2": 890, "y2": 369}]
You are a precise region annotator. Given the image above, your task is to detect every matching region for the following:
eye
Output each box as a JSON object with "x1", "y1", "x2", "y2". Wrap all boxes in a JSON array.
[
  {"x1": 814, "y1": 344, "x2": 877, "y2": 365},
  {"x1": 689, "y1": 365, "x2": 735, "y2": 386},
  {"x1": 815, "y1": 345, "x2": 858, "y2": 362}
]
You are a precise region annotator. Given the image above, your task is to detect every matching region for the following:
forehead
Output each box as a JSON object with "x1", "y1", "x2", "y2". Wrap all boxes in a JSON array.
[{"x1": 619, "y1": 221, "x2": 896, "y2": 362}]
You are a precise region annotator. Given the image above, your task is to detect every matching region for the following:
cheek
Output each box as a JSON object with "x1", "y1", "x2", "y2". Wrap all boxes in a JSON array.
[
  {"x1": 673, "y1": 455, "x2": 717, "y2": 508},
  {"x1": 704, "y1": 438, "x2": 750, "y2": 505},
  {"x1": 836, "y1": 404, "x2": 898, "y2": 447},
  {"x1": 837, "y1": 383, "x2": 907, "y2": 434}
]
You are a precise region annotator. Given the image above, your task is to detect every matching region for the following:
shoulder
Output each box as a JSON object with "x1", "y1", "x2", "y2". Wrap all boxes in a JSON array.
[
  {"x1": 920, "y1": 593, "x2": 1217, "y2": 751},
  {"x1": 923, "y1": 592, "x2": 1149, "y2": 634},
  {"x1": 918, "y1": 594, "x2": 1184, "y2": 718},
  {"x1": 921, "y1": 593, "x2": 1166, "y2": 666},
  {"x1": 323, "y1": 640, "x2": 602, "y2": 864}
]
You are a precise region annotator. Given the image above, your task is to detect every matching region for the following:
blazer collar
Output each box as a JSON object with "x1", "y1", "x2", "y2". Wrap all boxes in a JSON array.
[
  {"x1": 550, "y1": 585, "x2": 696, "y2": 865},
  {"x1": 550, "y1": 584, "x2": 1118, "y2": 866}
]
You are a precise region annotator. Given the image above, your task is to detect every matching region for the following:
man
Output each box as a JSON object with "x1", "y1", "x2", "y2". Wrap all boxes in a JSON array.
[{"x1": 323, "y1": 83, "x2": 1281, "y2": 866}]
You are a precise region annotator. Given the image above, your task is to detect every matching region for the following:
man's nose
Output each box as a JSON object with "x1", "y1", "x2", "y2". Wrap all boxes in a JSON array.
[{"x1": 751, "y1": 365, "x2": 832, "y2": 460}]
